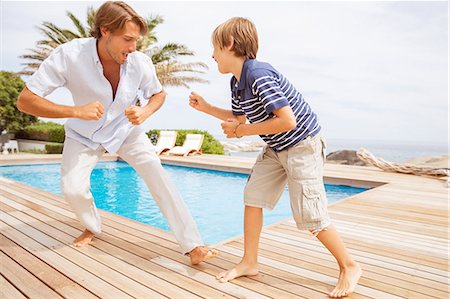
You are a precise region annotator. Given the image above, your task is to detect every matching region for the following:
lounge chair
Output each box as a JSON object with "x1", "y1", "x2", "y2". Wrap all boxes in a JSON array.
[
  {"x1": 3, "y1": 140, "x2": 19, "y2": 154},
  {"x1": 154, "y1": 130, "x2": 177, "y2": 155},
  {"x1": 168, "y1": 134, "x2": 204, "y2": 156}
]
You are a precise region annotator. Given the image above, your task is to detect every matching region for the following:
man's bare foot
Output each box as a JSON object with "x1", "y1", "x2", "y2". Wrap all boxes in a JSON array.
[
  {"x1": 72, "y1": 229, "x2": 95, "y2": 247},
  {"x1": 329, "y1": 263, "x2": 362, "y2": 298},
  {"x1": 216, "y1": 260, "x2": 259, "y2": 283},
  {"x1": 189, "y1": 246, "x2": 218, "y2": 265}
]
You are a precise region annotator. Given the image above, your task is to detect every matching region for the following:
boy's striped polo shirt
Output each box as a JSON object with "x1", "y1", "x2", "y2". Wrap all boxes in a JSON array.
[{"x1": 231, "y1": 59, "x2": 321, "y2": 151}]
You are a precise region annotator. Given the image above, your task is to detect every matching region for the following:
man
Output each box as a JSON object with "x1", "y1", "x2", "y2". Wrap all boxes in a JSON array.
[{"x1": 17, "y1": 1, "x2": 216, "y2": 264}]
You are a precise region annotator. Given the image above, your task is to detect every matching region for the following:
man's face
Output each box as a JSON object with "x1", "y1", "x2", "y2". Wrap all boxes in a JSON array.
[{"x1": 102, "y1": 21, "x2": 141, "y2": 64}]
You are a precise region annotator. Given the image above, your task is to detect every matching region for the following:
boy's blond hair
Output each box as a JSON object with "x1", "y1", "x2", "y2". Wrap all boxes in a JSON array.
[
  {"x1": 91, "y1": 1, "x2": 147, "y2": 39},
  {"x1": 212, "y1": 17, "x2": 258, "y2": 59}
]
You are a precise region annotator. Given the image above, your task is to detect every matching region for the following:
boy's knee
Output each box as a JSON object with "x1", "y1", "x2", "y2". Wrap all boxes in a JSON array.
[{"x1": 309, "y1": 226, "x2": 329, "y2": 237}]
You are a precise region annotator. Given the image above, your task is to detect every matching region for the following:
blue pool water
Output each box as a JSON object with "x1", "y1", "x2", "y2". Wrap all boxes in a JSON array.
[{"x1": 0, "y1": 162, "x2": 366, "y2": 244}]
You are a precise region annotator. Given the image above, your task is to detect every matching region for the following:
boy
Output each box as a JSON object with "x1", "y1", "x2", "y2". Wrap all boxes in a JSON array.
[{"x1": 189, "y1": 17, "x2": 361, "y2": 297}]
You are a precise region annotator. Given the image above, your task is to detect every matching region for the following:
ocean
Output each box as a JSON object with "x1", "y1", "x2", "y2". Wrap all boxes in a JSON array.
[{"x1": 219, "y1": 136, "x2": 448, "y2": 163}]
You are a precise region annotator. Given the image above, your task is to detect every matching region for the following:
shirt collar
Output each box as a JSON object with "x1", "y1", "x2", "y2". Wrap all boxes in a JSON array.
[
  {"x1": 91, "y1": 38, "x2": 101, "y2": 66},
  {"x1": 236, "y1": 59, "x2": 254, "y2": 91},
  {"x1": 90, "y1": 38, "x2": 128, "y2": 71}
]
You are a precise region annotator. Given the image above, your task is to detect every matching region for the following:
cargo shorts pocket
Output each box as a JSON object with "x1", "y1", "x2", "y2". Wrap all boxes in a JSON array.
[
  {"x1": 302, "y1": 182, "x2": 328, "y2": 223},
  {"x1": 320, "y1": 136, "x2": 327, "y2": 165},
  {"x1": 248, "y1": 145, "x2": 268, "y2": 182}
]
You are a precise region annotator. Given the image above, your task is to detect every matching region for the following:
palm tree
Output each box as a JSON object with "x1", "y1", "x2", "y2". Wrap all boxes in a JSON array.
[{"x1": 18, "y1": 7, "x2": 208, "y2": 88}]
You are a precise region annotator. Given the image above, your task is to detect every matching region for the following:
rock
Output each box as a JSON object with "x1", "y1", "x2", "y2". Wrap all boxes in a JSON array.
[{"x1": 326, "y1": 150, "x2": 368, "y2": 166}]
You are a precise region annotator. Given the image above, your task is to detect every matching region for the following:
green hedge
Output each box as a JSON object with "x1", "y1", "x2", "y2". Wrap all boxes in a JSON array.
[
  {"x1": 45, "y1": 143, "x2": 64, "y2": 154},
  {"x1": 15, "y1": 121, "x2": 65, "y2": 143},
  {"x1": 147, "y1": 129, "x2": 224, "y2": 155}
]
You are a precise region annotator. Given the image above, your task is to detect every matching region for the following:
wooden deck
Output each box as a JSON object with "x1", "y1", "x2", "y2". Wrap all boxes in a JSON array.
[{"x1": 0, "y1": 154, "x2": 448, "y2": 298}]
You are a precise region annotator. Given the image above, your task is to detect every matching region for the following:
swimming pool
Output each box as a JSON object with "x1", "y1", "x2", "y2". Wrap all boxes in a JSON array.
[{"x1": 0, "y1": 161, "x2": 366, "y2": 244}]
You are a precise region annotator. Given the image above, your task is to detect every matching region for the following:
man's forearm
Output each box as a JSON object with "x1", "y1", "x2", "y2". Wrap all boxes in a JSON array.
[
  {"x1": 17, "y1": 87, "x2": 76, "y2": 118},
  {"x1": 143, "y1": 90, "x2": 166, "y2": 116}
]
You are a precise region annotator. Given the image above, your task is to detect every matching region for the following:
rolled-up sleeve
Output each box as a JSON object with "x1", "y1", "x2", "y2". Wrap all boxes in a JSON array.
[
  {"x1": 26, "y1": 46, "x2": 68, "y2": 97},
  {"x1": 139, "y1": 55, "x2": 163, "y2": 99}
]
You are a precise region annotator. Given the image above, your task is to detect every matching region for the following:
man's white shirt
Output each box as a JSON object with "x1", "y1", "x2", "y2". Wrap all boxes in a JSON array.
[{"x1": 26, "y1": 38, "x2": 162, "y2": 153}]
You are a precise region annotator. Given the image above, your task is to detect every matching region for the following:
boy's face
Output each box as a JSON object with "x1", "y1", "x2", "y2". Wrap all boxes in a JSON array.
[
  {"x1": 101, "y1": 21, "x2": 140, "y2": 65},
  {"x1": 212, "y1": 42, "x2": 234, "y2": 74}
]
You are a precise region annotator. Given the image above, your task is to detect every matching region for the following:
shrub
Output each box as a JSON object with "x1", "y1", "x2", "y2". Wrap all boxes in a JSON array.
[
  {"x1": 15, "y1": 121, "x2": 65, "y2": 143},
  {"x1": 21, "y1": 149, "x2": 46, "y2": 154},
  {"x1": 45, "y1": 142, "x2": 64, "y2": 154},
  {"x1": 0, "y1": 71, "x2": 38, "y2": 132},
  {"x1": 147, "y1": 129, "x2": 224, "y2": 155}
]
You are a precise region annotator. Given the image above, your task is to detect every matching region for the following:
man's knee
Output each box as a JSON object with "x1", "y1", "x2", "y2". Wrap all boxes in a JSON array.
[{"x1": 61, "y1": 176, "x2": 90, "y2": 199}]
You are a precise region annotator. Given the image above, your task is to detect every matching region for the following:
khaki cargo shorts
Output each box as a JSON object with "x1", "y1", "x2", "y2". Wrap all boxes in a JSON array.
[{"x1": 244, "y1": 131, "x2": 331, "y2": 234}]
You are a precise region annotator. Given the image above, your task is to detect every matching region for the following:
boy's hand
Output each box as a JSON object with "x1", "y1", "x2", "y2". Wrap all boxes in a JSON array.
[
  {"x1": 125, "y1": 105, "x2": 150, "y2": 125},
  {"x1": 74, "y1": 101, "x2": 104, "y2": 120},
  {"x1": 221, "y1": 118, "x2": 241, "y2": 138},
  {"x1": 189, "y1": 92, "x2": 211, "y2": 112}
]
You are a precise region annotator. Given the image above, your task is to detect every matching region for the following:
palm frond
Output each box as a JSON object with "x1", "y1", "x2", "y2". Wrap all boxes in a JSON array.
[
  {"x1": 86, "y1": 7, "x2": 96, "y2": 35},
  {"x1": 19, "y1": 8, "x2": 208, "y2": 89},
  {"x1": 67, "y1": 11, "x2": 87, "y2": 37}
]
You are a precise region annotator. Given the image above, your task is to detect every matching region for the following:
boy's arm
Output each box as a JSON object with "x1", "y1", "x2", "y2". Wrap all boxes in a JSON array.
[
  {"x1": 189, "y1": 91, "x2": 246, "y2": 122},
  {"x1": 222, "y1": 106, "x2": 296, "y2": 138},
  {"x1": 206, "y1": 105, "x2": 247, "y2": 123},
  {"x1": 17, "y1": 87, "x2": 104, "y2": 120}
]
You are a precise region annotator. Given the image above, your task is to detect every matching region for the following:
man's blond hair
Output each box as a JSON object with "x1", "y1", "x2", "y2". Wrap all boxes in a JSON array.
[
  {"x1": 91, "y1": 1, "x2": 147, "y2": 39},
  {"x1": 212, "y1": 17, "x2": 258, "y2": 59}
]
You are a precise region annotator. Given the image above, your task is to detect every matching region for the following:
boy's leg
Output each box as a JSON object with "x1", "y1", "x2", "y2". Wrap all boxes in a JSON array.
[
  {"x1": 117, "y1": 131, "x2": 216, "y2": 263},
  {"x1": 61, "y1": 137, "x2": 104, "y2": 246},
  {"x1": 217, "y1": 205, "x2": 262, "y2": 282},
  {"x1": 287, "y1": 132, "x2": 361, "y2": 297},
  {"x1": 316, "y1": 225, "x2": 362, "y2": 298},
  {"x1": 218, "y1": 146, "x2": 287, "y2": 282}
]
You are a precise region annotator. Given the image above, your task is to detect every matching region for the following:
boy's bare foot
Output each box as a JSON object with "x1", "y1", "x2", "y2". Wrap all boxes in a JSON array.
[
  {"x1": 72, "y1": 229, "x2": 95, "y2": 247},
  {"x1": 216, "y1": 261, "x2": 259, "y2": 283},
  {"x1": 189, "y1": 246, "x2": 218, "y2": 265},
  {"x1": 329, "y1": 263, "x2": 362, "y2": 298}
]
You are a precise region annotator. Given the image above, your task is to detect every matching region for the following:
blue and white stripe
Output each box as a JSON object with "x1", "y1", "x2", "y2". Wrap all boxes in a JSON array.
[{"x1": 231, "y1": 59, "x2": 321, "y2": 151}]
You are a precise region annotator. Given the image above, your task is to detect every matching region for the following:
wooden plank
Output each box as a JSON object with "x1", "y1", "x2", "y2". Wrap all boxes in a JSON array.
[
  {"x1": 0, "y1": 251, "x2": 63, "y2": 298},
  {"x1": 1, "y1": 235, "x2": 97, "y2": 299},
  {"x1": 272, "y1": 225, "x2": 449, "y2": 274},
  {"x1": 0, "y1": 207, "x2": 195, "y2": 299},
  {"x1": 0, "y1": 213, "x2": 152, "y2": 299},
  {"x1": 0, "y1": 197, "x2": 233, "y2": 299},
  {"x1": 151, "y1": 256, "x2": 275, "y2": 299},
  {"x1": 250, "y1": 238, "x2": 449, "y2": 297},
  {"x1": 258, "y1": 234, "x2": 447, "y2": 290},
  {"x1": 1, "y1": 157, "x2": 448, "y2": 299},
  {"x1": 202, "y1": 247, "x2": 372, "y2": 299},
  {"x1": 0, "y1": 190, "x2": 310, "y2": 297},
  {"x1": 330, "y1": 210, "x2": 447, "y2": 239},
  {"x1": 1, "y1": 222, "x2": 131, "y2": 298},
  {"x1": 227, "y1": 241, "x2": 443, "y2": 299},
  {"x1": 0, "y1": 274, "x2": 27, "y2": 299},
  {"x1": 220, "y1": 245, "x2": 404, "y2": 299}
]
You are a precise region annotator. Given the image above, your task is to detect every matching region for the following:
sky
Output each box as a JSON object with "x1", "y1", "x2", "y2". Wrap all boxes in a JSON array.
[{"x1": 1, "y1": 1, "x2": 448, "y2": 146}]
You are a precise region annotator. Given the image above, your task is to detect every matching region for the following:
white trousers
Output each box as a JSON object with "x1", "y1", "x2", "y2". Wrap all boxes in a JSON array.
[{"x1": 61, "y1": 130, "x2": 204, "y2": 254}]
